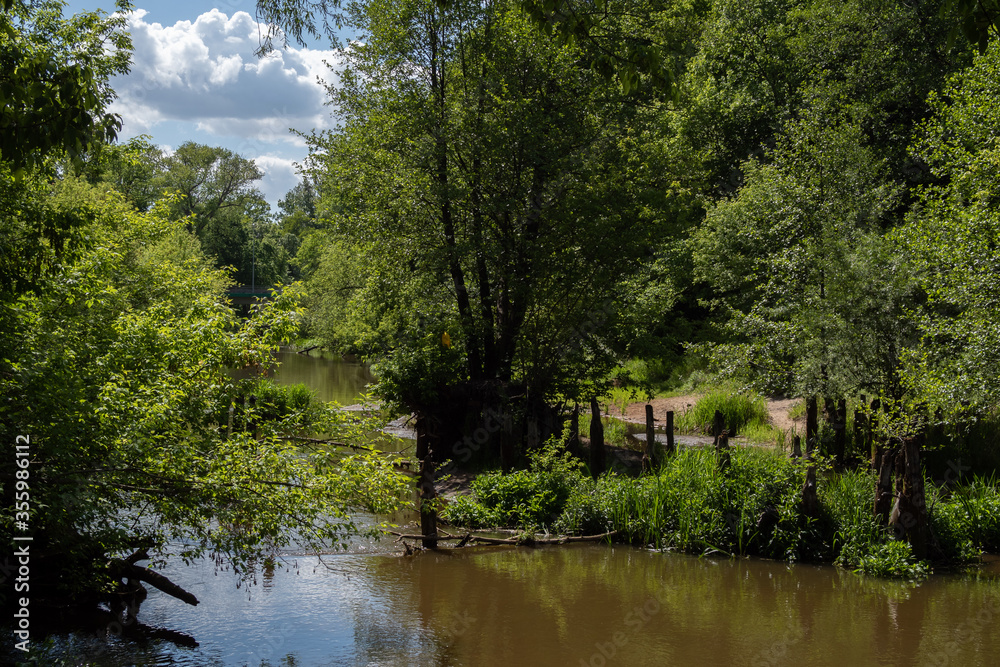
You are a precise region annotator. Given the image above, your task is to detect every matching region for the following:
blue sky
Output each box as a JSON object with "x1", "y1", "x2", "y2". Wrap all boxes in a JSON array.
[{"x1": 64, "y1": 1, "x2": 344, "y2": 209}]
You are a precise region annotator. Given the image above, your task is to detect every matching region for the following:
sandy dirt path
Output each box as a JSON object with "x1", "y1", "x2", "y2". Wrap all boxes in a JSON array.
[{"x1": 608, "y1": 395, "x2": 803, "y2": 435}]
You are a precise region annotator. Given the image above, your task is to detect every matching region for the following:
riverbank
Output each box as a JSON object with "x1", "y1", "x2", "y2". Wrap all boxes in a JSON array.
[{"x1": 438, "y1": 442, "x2": 1000, "y2": 579}]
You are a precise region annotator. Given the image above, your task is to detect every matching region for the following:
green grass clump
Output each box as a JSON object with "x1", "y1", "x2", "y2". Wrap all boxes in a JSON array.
[{"x1": 676, "y1": 386, "x2": 771, "y2": 436}]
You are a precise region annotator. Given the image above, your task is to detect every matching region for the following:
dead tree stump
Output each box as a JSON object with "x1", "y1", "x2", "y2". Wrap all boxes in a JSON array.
[
  {"x1": 889, "y1": 435, "x2": 929, "y2": 559},
  {"x1": 419, "y1": 448, "x2": 438, "y2": 549}
]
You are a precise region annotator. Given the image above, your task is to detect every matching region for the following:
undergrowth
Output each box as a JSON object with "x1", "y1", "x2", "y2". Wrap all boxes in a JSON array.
[{"x1": 443, "y1": 439, "x2": 1000, "y2": 579}]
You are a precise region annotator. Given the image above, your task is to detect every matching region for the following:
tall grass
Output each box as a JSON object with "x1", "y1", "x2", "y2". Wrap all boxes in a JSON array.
[{"x1": 676, "y1": 386, "x2": 771, "y2": 436}]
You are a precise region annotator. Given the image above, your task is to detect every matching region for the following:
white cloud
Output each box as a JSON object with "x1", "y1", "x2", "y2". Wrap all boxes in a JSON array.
[
  {"x1": 112, "y1": 8, "x2": 341, "y2": 145},
  {"x1": 254, "y1": 155, "x2": 303, "y2": 209}
]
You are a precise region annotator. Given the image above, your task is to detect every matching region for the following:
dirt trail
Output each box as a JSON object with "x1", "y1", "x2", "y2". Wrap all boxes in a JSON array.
[{"x1": 607, "y1": 395, "x2": 803, "y2": 436}]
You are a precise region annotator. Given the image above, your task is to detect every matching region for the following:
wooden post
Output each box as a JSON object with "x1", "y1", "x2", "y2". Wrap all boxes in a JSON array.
[
  {"x1": 834, "y1": 398, "x2": 847, "y2": 465},
  {"x1": 792, "y1": 435, "x2": 802, "y2": 459},
  {"x1": 712, "y1": 409, "x2": 725, "y2": 446},
  {"x1": 419, "y1": 448, "x2": 438, "y2": 549},
  {"x1": 666, "y1": 410, "x2": 675, "y2": 455},
  {"x1": 645, "y1": 404, "x2": 660, "y2": 468},
  {"x1": 590, "y1": 398, "x2": 605, "y2": 478},
  {"x1": 716, "y1": 430, "x2": 731, "y2": 470}
]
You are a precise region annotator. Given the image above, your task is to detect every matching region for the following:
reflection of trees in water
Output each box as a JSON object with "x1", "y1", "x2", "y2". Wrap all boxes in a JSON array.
[{"x1": 353, "y1": 546, "x2": 1000, "y2": 667}]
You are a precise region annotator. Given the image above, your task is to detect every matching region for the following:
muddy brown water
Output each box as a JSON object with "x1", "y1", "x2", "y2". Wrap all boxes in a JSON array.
[{"x1": 16, "y1": 354, "x2": 1000, "y2": 665}]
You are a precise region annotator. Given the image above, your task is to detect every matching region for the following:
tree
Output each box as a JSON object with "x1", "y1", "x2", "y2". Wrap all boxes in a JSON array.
[
  {"x1": 0, "y1": 0, "x2": 131, "y2": 171},
  {"x1": 304, "y1": 0, "x2": 671, "y2": 456},
  {"x1": 897, "y1": 37, "x2": 1000, "y2": 412},
  {"x1": 0, "y1": 174, "x2": 409, "y2": 622},
  {"x1": 153, "y1": 142, "x2": 292, "y2": 285},
  {"x1": 693, "y1": 110, "x2": 915, "y2": 398},
  {"x1": 78, "y1": 135, "x2": 164, "y2": 211},
  {"x1": 0, "y1": 2, "x2": 407, "y2": 629}
]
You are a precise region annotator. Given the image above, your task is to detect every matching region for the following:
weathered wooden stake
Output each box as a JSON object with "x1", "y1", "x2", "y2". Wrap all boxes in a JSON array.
[
  {"x1": 833, "y1": 398, "x2": 847, "y2": 464},
  {"x1": 792, "y1": 435, "x2": 802, "y2": 459},
  {"x1": 716, "y1": 430, "x2": 731, "y2": 470},
  {"x1": 590, "y1": 398, "x2": 605, "y2": 478},
  {"x1": 419, "y1": 448, "x2": 438, "y2": 549},
  {"x1": 712, "y1": 409, "x2": 725, "y2": 446},
  {"x1": 666, "y1": 410, "x2": 675, "y2": 455},
  {"x1": 645, "y1": 404, "x2": 660, "y2": 468}
]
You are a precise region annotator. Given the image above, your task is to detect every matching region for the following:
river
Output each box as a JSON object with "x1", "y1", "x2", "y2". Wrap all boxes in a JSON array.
[{"x1": 23, "y1": 353, "x2": 1000, "y2": 666}]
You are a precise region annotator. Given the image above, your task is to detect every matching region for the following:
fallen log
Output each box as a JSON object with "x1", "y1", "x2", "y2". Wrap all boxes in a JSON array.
[
  {"x1": 388, "y1": 529, "x2": 618, "y2": 547},
  {"x1": 112, "y1": 561, "x2": 199, "y2": 606}
]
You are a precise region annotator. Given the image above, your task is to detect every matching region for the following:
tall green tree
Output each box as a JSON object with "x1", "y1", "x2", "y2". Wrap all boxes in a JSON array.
[
  {"x1": 897, "y1": 38, "x2": 1000, "y2": 412},
  {"x1": 693, "y1": 111, "x2": 915, "y2": 397},
  {"x1": 1, "y1": 177, "x2": 408, "y2": 617},
  {"x1": 308, "y1": 0, "x2": 670, "y2": 413}
]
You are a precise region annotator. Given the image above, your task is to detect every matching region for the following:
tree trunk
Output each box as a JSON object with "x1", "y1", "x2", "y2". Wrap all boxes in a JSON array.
[
  {"x1": 589, "y1": 398, "x2": 605, "y2": 478},
  {"x1": 419, "y1": 448, "x2": 438, "y2": 549},
  {"x1": 889, "y1": 435, "x2": 929, "y2": 558}
]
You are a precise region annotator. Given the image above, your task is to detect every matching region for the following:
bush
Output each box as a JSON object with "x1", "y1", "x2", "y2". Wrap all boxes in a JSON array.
[{"x1": 444, "y1": 437, "x2": 1000, "y2": 579}]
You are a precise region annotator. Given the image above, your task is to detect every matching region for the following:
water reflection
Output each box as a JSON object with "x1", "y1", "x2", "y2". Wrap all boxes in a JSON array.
[
  {"x1": 270, "y1": 350, "x2": 375, "y2": 405},
  {"x1": 15, "y1": 544, "x2": 1000, "y2": 665},
  {"x1": 14, "y1": 353, "x2": 1000, "y2": 665}
]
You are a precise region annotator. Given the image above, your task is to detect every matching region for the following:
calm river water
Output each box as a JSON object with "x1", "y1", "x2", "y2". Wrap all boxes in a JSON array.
[{"x1": 21, "y1": 353, "x2": 1000, "y2": 666}]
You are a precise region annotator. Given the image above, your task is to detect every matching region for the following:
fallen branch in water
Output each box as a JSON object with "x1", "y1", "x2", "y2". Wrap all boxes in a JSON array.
[{"x1": 111, "y1": 561, "x2": 200, "y2": 606}]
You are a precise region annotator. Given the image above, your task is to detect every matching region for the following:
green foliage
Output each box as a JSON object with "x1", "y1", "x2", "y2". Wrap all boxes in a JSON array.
[
  {"x1": 0, "y1": 0, "x2": 132, "y2": 171},
  {"x1": 822, "y1": 470, "x2": 930, "y2": 578},
  {"x1": 301, "y1": 0, "x2": 676, "y2": 412},
  {"x1": 675, "y1": 386, "x2": 771, "y2": 435},
  {"x1": 897, "y1": 38, "x2": 1000, "y2": 416},
  {"x1": 0, "y1": 176, "x2": 410, "y2": 607},
  {"x1": 443, "y1": 439, "x2": 584, "y2": 529},
  {"x1": 446, "y1": 444, "x2": 1000, "y2": 577}
]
